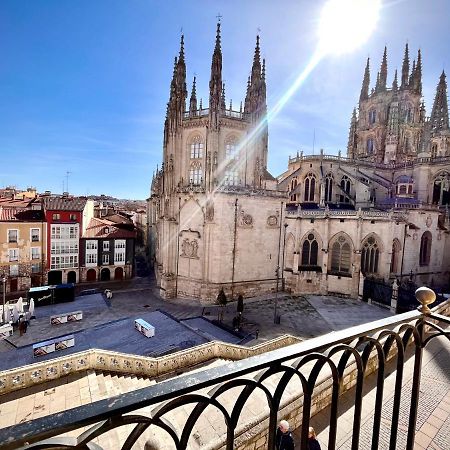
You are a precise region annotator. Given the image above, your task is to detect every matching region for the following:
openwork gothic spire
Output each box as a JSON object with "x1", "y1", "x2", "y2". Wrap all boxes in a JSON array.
[
  {"x1": 401, "y1": 43, "x2": 410, "y2": 88},
  {"x1": 360, "y1": 58, "x2": 370, "y2": 102},
  {"x1": 430, "y1": 71, "x2": 449, "y2": 133},
  {"x1": 379, "y1": 46, "x2": 387, "y2": 91},
  {"x1": 189, "y1": 76, "x2": 197, "y2": 116},
  {"x1": 209, "y1": 22, "x2": 223, "y2": 128}
]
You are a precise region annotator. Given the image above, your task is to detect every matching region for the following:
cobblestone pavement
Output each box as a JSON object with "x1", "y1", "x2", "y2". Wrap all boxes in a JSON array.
[{"x1": 293, "y1": 334, "x2": 450, "y2": 450}]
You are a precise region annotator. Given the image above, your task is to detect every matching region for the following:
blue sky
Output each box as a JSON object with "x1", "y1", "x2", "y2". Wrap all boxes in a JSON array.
[{"x1": 0, "y1": 0, "x2": 449, "y2": 199}]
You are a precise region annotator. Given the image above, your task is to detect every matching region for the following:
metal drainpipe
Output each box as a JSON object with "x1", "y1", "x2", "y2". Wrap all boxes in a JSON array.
[{"x1": 231, "y1": 198, "x2": 238, "y2": 300}]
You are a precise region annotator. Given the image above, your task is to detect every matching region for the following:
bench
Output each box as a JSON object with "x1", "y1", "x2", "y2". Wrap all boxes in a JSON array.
[
  {"x1": 50, "y1": 311, "x2": 83, "y2": 325},
  {"x1": 33, "y1": 335, "x2": 75, "y2": 357},
  {"x1": 134, "y1": 318, "x2": 155, "y2": 338}
]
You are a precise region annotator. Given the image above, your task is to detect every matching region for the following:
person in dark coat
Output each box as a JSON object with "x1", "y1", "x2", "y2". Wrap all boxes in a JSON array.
[
  {"x1": 275, "y1": 420, "x2": 295, "y2": 450},
  {"x1": 308, "y1": 426, "x2": 321, "y2": 450}
]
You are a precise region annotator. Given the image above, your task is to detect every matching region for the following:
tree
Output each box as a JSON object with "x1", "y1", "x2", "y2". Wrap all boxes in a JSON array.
[{"x1": 217, "y1": 288, "x2": 227, "y2": 322}]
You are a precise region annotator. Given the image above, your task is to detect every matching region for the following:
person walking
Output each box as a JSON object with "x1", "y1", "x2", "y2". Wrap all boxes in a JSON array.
[
  {"x1": 276, "y1": 420, "x2": 295, "y2": 450},
  {"x1": 308, "y1": 426, "x2": 321, "y2": 450}
]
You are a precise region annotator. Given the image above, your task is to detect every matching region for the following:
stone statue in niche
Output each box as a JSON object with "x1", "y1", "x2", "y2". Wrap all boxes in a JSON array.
[{"x1": 180, "y1": 238, "x2": 199, "y2": 258}]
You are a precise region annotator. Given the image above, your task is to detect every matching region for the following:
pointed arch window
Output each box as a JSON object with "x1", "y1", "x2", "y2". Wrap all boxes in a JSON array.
[
  {"x1": 190, "y1": 136, "x2": 204, "y2": 159},
  {"x1": 224, "y1": 170, "x2": 239, "y2": 186},
  {"x1": 301, "y1": 233, "x2": 319, "y2": 267},
  {"x1": 324, "y1": 174, "x2": 333, "y2": 203},
  {"x1": 367, "y1": 138, "x2": 374, "y2": 154},
  {"x1": 304, "y1": 173, "x2": 316, "y2": 202},
  {"x1": 330, "y1": 236, "x2": 351, "y2": 274},
  {"x1": 225, "y1": 137, "x2": 238, "y2": 160},
  {"x1": 361, "y1": 236, "x2": 380, "y2": 275},
  {"x1": 339, "y1": 176, "x2": 351, "y2": 203},
  {"x1": 290, "y1": 178, "x2": 298, "y2": 202},
  {"x1": 419, "y1": 231, "x2": 432, "y2": 266},
  {"x1": 189, "y1": 162, "x2": 203, "y2": 185},
  {"x1": 432, "y1": 172, "x2": 450, "y2": 205},
  {"x1": 368, "y1": 109, "x2": 376, "y2": 125}
]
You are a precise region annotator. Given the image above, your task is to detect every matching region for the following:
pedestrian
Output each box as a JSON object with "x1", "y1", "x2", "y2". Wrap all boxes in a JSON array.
[
  {"x1": 275, "y1": 420, "x2": 294, "y2": 450},
  {"x1": 308, "y1": 426, "x2": 321, "y2": 450},
  {"x1": 18, "y1": 317, "x2": 25, "y2": 337}
]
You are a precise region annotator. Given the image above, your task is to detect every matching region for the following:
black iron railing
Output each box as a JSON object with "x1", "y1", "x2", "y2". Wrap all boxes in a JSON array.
[{"x1": 0, "y1": 289, "x2": 449, "y2": 450}]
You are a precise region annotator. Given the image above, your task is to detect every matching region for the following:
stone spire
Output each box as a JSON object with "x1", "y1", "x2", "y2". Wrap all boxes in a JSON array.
[
  {"x1": 413, "y1": 49, "x2": 422, "y2": 94},
  {"x1": 375, "y1": 72, "x2": 381, "y2": 92},
  {"x1": 176, "y1": 34, "x2": 187, "y2": 112},
  {"x1": 379, "y1": 46, "x2": 388, "y2": 91},
  {"x1": 392, "y1": 69, "x2": 398, "y2": 92},
  {"x1": 209, "y1": 22, "x2": 223, "y2": 128},
  {"x1": 359, "y1": 58, "x2": 370, "y2": 102},
  {"x1": 347, "y1": 108, "x2": 358, "y2": 158},
  {"x1": 189, "y1": 76, "x2": 197, "y2": 116},
  {"x1": 409, "y1": 59, "x2": 416, "y2": 86},
  {"x1": 430, "y1": 71, "x2": 449, "y2": 133},
  {"x1": 401, "y1": 43, "x2": 410, "y2": 89},
  {"x1": 244, "y1": 35, "x2": 266, "y2": 119}
]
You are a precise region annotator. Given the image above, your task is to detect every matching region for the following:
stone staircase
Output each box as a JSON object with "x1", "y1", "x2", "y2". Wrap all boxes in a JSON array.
[{"x1": 0, "y1": 360, "x2": 230, "y2": 449}]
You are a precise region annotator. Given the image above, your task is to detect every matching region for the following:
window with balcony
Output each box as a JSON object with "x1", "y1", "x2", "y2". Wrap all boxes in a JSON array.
[
  {"x1": 87, "y1": 253, "x2": 98, "y2": 264},
  {"x1": 31, "y1": 228, "x2": 40, "y2": 242},
  {"x1": 8, "y1": 229, "x2": 18, "y2": 243},
  {"x1": 9, "y1": 249, "x2": 19, "y2": 262},
  {"x1": 86, "y1": 240, "x2": 98, "y2": 250},
  {"x1": 31, "y1": 247, "x2": 40, "y2": 260}
]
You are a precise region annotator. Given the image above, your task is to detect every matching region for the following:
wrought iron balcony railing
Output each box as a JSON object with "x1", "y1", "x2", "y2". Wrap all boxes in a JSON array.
[{"x1": 0, "y1": 288, "x2": 448, "y2": 450}]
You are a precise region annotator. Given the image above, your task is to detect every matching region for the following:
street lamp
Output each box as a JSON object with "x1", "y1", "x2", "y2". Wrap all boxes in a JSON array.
[{"x1": 2, "y1": 276, "x2": 6, "y2": 324}]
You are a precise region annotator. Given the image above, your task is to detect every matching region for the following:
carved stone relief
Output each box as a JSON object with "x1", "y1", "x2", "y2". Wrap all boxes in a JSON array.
[{"x1": 180, "y1": 238, "x2": 199, "y2": 259}]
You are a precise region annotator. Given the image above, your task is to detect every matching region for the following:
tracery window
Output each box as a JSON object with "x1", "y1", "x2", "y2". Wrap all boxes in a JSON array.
[
  {"x1": 225, "y1": 138, "x2": 238, "y2": 160},
  {"x1": 361, "y1": 236, "x2": 380, "y2": 275},
  {"x1": 419, "y1": 231, "x2": 432, "y2": 266},
  {"x1": 339, "y1": 175, "x2": 351, "y2": 203},
  {"x1": 224, "y1": 170, "x2": 239, "y2": 186},
  {"x1": 330, "y1": 236, "x2": 351, "y2": 274},
  {"x1": 190, "y1": 136, "x2": 203, "y2": 159},
  {"x1": 189, "y1": 162, "x2": 203, "y2": 185},
  {"x1": 290, "y1": 178, "x2": 298, "y2": 202},
  {"x1": 301, "y1": 233, "x2": 319, "y2": 266},
  {"x1": 324, "y1": 173, "x2": 333, "y2": 203},
  {"x1": 304, "y1": 173, "x2": 316, "y2": 202},
  {"x1": 432, "y1": 172, "x2": 450, "y2": 205}
]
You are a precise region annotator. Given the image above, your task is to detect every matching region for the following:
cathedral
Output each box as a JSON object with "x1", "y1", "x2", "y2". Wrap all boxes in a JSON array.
[{"x1": 148, "y1": 26, "x2": 450, "y2": 301}]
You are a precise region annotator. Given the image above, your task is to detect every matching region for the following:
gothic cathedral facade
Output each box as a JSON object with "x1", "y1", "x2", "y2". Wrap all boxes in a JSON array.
[
  {"x1": 149, "y1": 29, "x2": 450, "y2": 301},
  {"x1": 149, "y1": 24, "x2": 286, "y2": 300}
]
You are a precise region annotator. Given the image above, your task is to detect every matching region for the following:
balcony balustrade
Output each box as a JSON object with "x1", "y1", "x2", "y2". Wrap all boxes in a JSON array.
[{"x1": 0, "y1": 289, "x2": 448, "y2": 450}]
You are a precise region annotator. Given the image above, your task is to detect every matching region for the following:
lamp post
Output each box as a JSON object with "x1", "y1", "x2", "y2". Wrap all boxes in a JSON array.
[{"x1": 2, "y1": 276, "x2": 6, "y2": 324}]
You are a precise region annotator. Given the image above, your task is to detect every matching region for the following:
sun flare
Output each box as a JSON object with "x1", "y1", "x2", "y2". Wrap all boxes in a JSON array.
[{"x1": 318, "y1": 0, "x2": 382, "y2": 55}]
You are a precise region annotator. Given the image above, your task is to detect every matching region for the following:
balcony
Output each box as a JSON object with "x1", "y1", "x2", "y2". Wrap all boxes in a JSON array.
[{"x1": 0, "y1": 289, "x2": 448, "y2": 449}]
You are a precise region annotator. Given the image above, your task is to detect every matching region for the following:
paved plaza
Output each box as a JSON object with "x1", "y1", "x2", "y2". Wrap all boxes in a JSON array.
[{"x1": 0, "y1": 276, "x2": 394, "y2": 370}]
